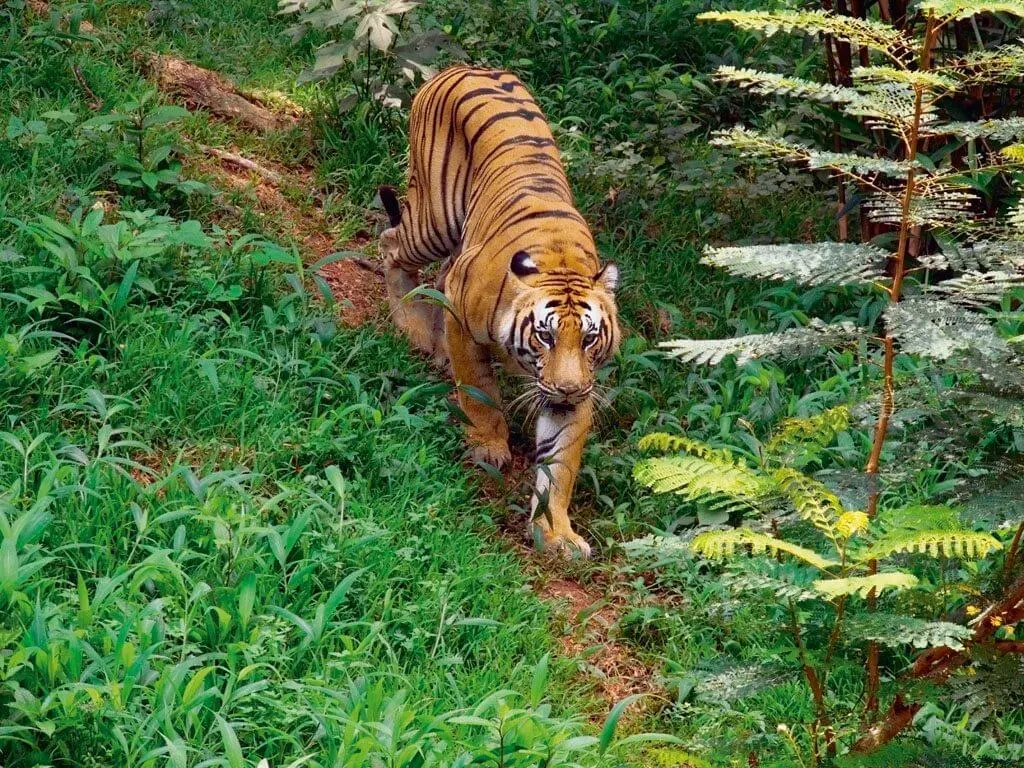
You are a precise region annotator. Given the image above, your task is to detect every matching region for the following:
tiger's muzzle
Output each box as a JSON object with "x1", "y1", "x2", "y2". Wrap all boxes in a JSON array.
[{"x1": 538, "y1": 382, "x2": 593, "y2": 409}]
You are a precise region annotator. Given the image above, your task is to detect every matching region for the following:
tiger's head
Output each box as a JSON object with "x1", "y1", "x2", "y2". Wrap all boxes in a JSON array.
[{"x1": 504, "y1": 250, "x2": 620, "y2": 410}]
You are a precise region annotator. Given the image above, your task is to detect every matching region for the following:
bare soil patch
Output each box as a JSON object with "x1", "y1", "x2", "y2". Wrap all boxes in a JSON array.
[{"x1": 535, "y1": 575, "x2": 661, "y2": 709}]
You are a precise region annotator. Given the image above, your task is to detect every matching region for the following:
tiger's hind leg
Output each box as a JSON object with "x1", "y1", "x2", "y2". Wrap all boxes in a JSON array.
[{"x1": 379, "y1": 185, "x2": 449, "y2": 368}]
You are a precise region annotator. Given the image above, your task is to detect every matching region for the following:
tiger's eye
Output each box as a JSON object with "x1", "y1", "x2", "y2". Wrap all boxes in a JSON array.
[{"x1": 536, "y1": 330, "x2": 554, "y2": 346}]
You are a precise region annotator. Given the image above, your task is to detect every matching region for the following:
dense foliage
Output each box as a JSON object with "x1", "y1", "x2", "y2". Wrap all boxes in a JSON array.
[{"x1": 1, "y1": 1, "x2": 1022, "y2": 767}]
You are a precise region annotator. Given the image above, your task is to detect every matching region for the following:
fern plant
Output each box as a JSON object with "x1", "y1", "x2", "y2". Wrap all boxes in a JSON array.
[
  {"x1": 634, "y1": 2, "x2": 1024, "y2": 760},
  {"x1": 632, "y1": 422, "x2": 1004, "y2": 762}
]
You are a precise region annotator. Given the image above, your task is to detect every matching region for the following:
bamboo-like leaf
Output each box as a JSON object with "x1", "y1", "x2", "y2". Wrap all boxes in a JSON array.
[
  {"x1": 599, "y1": 694, "x2": 646, "y2": 754},
  {"x1": 813, "y1": 571, "x2": 918, "y2": 598},
  {"x1": 703, "y1": 242, "x2": 890, "y2": 286},
  {"x1": 692, "y1": 528, "x2": 840, "y2": 570}
]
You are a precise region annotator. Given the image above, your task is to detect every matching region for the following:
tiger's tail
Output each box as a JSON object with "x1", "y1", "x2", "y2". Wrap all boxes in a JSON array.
[{"x1": 378, "y1": 186, "x2": 402, "y2": 227}]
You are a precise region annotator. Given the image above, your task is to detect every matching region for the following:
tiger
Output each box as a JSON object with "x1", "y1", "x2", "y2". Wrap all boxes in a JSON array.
[{"x1": 378, "y1": 65, "x2": 620, "y2": 558}]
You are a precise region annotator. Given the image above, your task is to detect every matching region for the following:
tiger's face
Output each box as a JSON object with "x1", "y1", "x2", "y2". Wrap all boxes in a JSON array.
[{"x1": 505, "y1": 251, "x2": 620, "y2": 409}]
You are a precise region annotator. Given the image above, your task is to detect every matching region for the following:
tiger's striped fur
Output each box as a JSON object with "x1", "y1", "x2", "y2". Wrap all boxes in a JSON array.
[{"x1": 379, "y1": 65, "x2": 620, "y2": 557}]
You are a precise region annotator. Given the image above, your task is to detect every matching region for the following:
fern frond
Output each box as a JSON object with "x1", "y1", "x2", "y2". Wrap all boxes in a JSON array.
[
  {"x1": 697, "y1": 10, "x2": 910, "y2": 61},
  {"x1": 712, "y1": 66, "x2": 862, "y2": 105},
  {"x1": 813, "y1": 571, "x2": 918, "y2": 598},
  {"x1": 621, "y1": 534, "x2": 689, "y2": 559},
  {"x1": 920, "y1": 240, "x2": 1024, "y2": 272},
  {"x1": 712, "y1": 127, "x2": 915, "y2": 177},
  {"x1": 692, "y1": 528, "x2": 840, "y2": 570},
  {"x1": 933, "y1": 117, "x2": 1024, "y2": 142},
  {"x1": 637, "y1": 433, "x2": 737, "y2": 464},
  {"x1": 876, "y1": 504, "x2": 963, "y2": 531},
  {"x1": 852, "y1": 66, "x2": 957, "y2": 91},
  {"x1": 847, "y1": 613, "x2": 974, "y2": 650},
  {"x1": 693, "y1": 661, "x2": 793, "y2": 704},
  {"x1": 773, "y1": 468, "x2": 844, "y2": 546},
  {"x1": 659, "y1": 319, "x2": 862, "y2": 365},
  {"x1": 702, "y1": 242, "x2": 890, "y2": 287},
  {"x1": 941, "y1": 42, "x2": 1024, "y2": 85},
  {"x1": 1003, "y1": 144, "x2": 1024, "y2": 163},
  {"x1": 863, "y1": 184, "x2": 976, "y2": 229},
  {"x1": 857, "y1": 529, "x2": 1002, "y2": 561},
  {"x1": 723, "y1": 560, "x2": 820, "y2": 601},
  {"x1": 885, "y1": 298, "x2": 1009, "y2": 361},
  {"x1": 918, "y1": 0, "x2": 1024, "y2": 20},
  {"x1": 844, "y1": 81, "x2": 941, "y2": 131},
  {"x1": 961, "y1": 357, "x2": 1024, "y2": 395},
  {"x1": 633, "y1": 455, "x2": 771, "y2": 516},
  {"x1": 836, "y1": 511, "x2": 870, "y2": 538},
  {"x1": 925, "y1": 271, "x2": 1024, "y2": 307},
  {"x1": 766, "y1": 406, "x2": 851, "y2": 459}
]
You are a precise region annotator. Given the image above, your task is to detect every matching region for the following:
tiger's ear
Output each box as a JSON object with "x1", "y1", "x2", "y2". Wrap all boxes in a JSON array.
[
  {"x1": 510, "y1": 250, "x2": 540, "y2": 278},
  {"x1": 595, "y1": 263, "x2": 619, "y2": 292}
]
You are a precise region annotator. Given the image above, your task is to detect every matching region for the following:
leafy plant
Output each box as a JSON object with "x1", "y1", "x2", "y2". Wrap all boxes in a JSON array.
[
  {"x1": 279, "y1": 0, "x2": 455, "y2": 109},
  {"x1": 4, "y1": 206, "x2": 211, "y2": 332},
  {"x1": 79, "y1": 89, "x2": 212, "y2": 201}
]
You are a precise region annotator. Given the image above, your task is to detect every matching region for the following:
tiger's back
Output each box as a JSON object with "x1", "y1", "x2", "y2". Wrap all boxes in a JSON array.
[
  {"x1": 394, "y1": 65, "x2": 597, "y2": 271},
  {"x1": 380, "y1": 65, "x2": 619, "y2": 557}
]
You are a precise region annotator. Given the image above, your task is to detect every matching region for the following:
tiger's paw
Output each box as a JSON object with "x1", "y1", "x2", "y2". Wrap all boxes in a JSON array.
[
  {"x1": 469, "y1": 439, "x2": 511, "y2": 470},
  {"x1": 531, "y1": 522, "x2": 592, "y2": 560}
]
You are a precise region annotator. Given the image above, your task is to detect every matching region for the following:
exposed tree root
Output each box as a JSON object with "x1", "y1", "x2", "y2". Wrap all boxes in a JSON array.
[{"x1": 198, "y1": 146, "x2": 285, "y2": 186}]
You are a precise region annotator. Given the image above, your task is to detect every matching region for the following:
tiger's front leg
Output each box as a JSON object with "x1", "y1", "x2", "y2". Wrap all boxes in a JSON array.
[
  {"x1": 445, "y1": 314, "x2": 512, "y2": 469},
  {"x1": 530, "y1": 399, "x2": 594, "y2": 558}
]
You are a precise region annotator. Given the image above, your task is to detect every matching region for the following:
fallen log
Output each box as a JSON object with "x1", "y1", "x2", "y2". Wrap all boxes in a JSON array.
[{"x1": 139, "y1": 54, "x2": 300, "y2": 133}]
